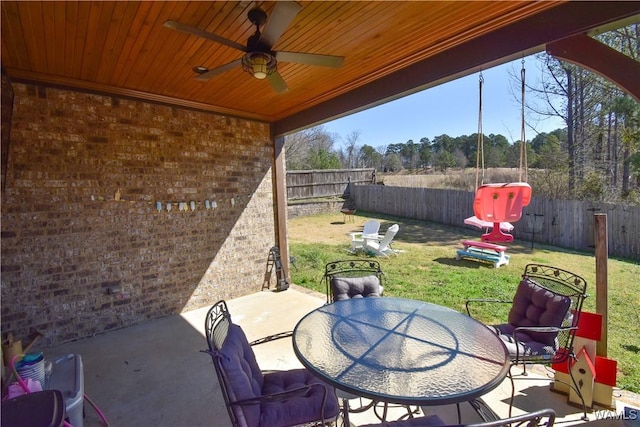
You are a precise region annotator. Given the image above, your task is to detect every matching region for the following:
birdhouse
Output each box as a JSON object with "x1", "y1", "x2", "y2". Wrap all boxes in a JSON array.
[
  {"x1": 593, "y1": 356, "x2": 617, "y2": 409},
  {"x1": 570, "y1": 347, "x2": 596, "y2": 408},
  {"x1": 551, "y1": 311, "x2": 617, "y2": 410},
  {"x1": 575, "y1": 311, "x2": 603, "y2": 341}
]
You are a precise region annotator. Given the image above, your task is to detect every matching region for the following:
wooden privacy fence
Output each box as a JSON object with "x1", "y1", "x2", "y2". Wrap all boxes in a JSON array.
[
  {"x1": 286, "y1": 168, "x2": 375, "y2": 200},
  {"x1": 351, "y1": 184, "x2": 639, "y2": 260}
]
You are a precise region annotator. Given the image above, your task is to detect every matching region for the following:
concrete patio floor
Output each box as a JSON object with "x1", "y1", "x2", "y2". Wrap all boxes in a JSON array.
[{"x1": 42, "y1": 286, "x2": 638, "y2": 427}]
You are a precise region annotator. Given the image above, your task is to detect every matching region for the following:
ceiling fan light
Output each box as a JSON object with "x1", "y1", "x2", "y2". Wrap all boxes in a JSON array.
[
  {"x1": 193, "y1": 66, "x2": 209, "y2": 74},
  {"x1": 242, "y1": 52, "x2": 277, "y2": 80},
  {"x1": 252, "y1": 55, "x2": 268, "y2": 79}
]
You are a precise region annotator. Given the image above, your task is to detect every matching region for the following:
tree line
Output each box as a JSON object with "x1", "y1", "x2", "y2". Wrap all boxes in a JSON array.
[{"x1": 284, "y1": 24, "x2": 639, "y2": 205}]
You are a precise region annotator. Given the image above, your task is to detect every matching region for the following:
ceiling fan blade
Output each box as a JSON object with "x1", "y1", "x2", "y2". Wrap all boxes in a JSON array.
[
  {"x1": 276, "y1": 51, "x2": 345, "y2": 68},
  {"x1": 259, "y1": 2, "x2": 302, "y2": 48},
  {"x1": 195, "y1": 59, "x2": 243, "y2": 81},
  {"x1": 267, "y1": 71, "x2": 288, "y2": 93},
  {"x1": 164, "y1": 20, "x2": 247, "y2": 52}
]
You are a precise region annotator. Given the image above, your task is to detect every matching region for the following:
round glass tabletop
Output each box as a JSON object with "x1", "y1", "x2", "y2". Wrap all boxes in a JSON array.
[{"x1": 293, "y1": 297, "x2": 509, "y2": 406}]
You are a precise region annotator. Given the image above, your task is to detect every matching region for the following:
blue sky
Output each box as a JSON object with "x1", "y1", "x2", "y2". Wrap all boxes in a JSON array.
[{"x1": 323, "y1": 55, "x2": 565, "y2": 149}]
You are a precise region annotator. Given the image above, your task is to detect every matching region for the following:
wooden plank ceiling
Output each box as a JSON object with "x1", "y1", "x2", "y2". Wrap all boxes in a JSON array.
[{"x1": 2, "y1": 1, "x2": 639, "y2": 134}]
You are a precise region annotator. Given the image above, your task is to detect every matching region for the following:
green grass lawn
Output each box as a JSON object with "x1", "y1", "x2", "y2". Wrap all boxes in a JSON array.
[{"x1": 287, "y1": 211, "x2": 640, "y2": 395}]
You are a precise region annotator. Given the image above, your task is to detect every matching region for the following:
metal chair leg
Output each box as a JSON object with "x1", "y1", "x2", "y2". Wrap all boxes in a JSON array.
[
  {"x1": 341, "y1": 398, "x2": 350, "y2": 427},
  {"x1": 508, "y1": 371, "x2": 516, "y2": 419},
  {"x1": 373, "y1": 401, "x2": 389, "y2": 421}
]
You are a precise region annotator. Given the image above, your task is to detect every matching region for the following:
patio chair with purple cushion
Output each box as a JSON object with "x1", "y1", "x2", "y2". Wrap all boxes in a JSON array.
[
  {"x1": 359, "y1": 407, "x2": 556, "y2": 426},
  {"x1": 322, "y1": 260, "x2": 420, "y2": 423},
  {"x1": 322, "y1": 259, "x2": 384, "y2": 418},
  {"x1": 203, "y1": 300, "x2": 340, "y2": 427},
  {"x1": 323, "y1": 259, "x2": 385, "y2": 304},
  {"x1": 466, "y1": 264, "x2": 588, "y2": 420}
]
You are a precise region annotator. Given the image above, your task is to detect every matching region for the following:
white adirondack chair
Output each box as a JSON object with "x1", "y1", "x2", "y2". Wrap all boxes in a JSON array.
[
  {"x1": 350, "y1": 220, "x2": 381, "y2": 251},
  {"x1": 364, "y1": 224, "x2": 399, "y2": 257}
]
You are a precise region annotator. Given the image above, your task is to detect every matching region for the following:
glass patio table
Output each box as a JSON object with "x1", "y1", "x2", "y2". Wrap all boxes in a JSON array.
[{"x1": 292, "y1": 297, "x2": 509, "y2": 407}]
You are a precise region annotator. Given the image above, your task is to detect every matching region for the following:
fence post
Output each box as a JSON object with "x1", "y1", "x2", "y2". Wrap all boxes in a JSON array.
[{"x1": 594, "y1": 213, "x2": 608, "y2": 357}]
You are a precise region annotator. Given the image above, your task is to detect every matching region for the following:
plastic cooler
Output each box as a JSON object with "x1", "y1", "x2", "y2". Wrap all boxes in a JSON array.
[{"x1": 47, "y1": 354, "x2": 84, "y2": 427}]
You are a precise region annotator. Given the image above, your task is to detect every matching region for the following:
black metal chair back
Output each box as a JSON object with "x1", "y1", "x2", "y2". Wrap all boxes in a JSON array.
[
  {"x1": 519, "y1": 263, "x2": 588, "y2": 366},
  {"x1": 203, "y1": 300, "x2": 339, "y2": 427},
  {"x1": 466, "y1": 264, "x2": 589, "y2": 420},
  {"x1": 204, "y1": 300, "x2": 238, "y2": 426},
  {"x1": 323, "y1": 259, "x2": 385, "y2": 303},
  {"x1": 359, "y1": 407, "x2": 556, "y2": 426}
]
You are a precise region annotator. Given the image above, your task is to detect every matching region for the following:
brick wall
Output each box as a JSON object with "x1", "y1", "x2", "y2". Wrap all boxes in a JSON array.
[
  {"x1": 287, "y1": 200, "x2": 345, "y2": 219},
  {"x1": 1, "y1": 70, "x2": 13, "y2": 191},
  {"x1": 1, "y1": 83, "x2": 276, "y2": 346}
]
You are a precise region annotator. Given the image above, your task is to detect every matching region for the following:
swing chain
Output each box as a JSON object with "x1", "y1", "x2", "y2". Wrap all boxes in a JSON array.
[
  {"x1": 475, "y1": 62, "x2": 528, "y2": 189},
  {"x1": 520, "y1": 58, "x2": 527, "y2": 182},
  {"x1": 476, "y1": 72, "x2": 484, "y2": 190}
]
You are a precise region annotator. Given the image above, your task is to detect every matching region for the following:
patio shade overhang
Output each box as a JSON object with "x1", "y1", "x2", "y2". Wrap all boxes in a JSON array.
[{"x1": 2, "y1": 1, "x2": 639, "y2": 137}]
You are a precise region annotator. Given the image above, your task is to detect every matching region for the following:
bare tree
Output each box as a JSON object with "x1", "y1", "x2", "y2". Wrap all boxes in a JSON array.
[
  {"x1": 521, "y1": 24, "x2": 639, "y2": 200},
  {"x1": 284, "y1": 125, "x2": 338, "y2": 170},
  {"x1": 343, "y1": 131, "x2": 361, "y2": 168}
]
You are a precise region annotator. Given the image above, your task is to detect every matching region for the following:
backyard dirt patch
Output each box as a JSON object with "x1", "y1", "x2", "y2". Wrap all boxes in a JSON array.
[
  {"x1": 288, "y1": 211, "x2": 491, "y2": 249},
  {"x1": 288, "y1": 214, "x2": 371, "y2": 245}
]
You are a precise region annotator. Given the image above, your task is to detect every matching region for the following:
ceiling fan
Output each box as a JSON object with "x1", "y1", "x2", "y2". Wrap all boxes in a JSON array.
[{"x1": 164, "y1": 2, "x2": 345, "y2": 93}]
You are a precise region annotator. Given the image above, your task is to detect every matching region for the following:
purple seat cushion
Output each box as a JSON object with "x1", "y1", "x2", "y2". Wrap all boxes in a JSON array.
[
  {"x1": 493, "y1": 278, "x2": 571, "y2": 356},
  {"x1": 492, "y1": 324, "x2": 557, "y2": 357},
  {"x1": 219, "y1": 324, "x2": 264, "y2": 426},
  {"x1": 219, "y1": 324, "x2": 339, "y2": 427},
  {"x1": 331, "y1": 275, "x2": 381, "y2": 301},
  {"x1": 261, "y1": 369, "x2": 340, "y2": 427}
]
